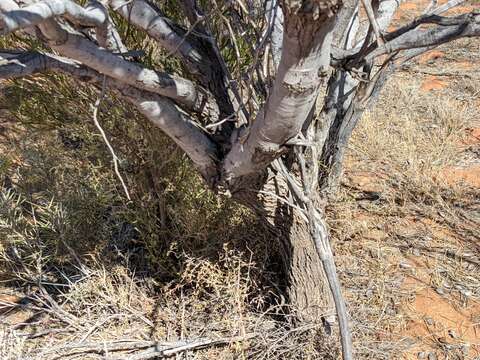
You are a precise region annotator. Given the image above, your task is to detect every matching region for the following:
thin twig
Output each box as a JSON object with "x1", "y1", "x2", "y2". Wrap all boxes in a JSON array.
[
  {"x1": 91, "y1": 75, "x2": 131, "y2": 201},
  {"x1": 361, "y1": 0, "x2": 385, "y2": 46}
]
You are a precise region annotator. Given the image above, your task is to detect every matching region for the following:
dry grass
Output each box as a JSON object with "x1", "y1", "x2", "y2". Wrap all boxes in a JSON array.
[
  {"x1": 0, "y1": 72, "x2": 330, "y2": 360},
  {"x1": 328, "y1": 38, "x2": 480, "y2": 359}
]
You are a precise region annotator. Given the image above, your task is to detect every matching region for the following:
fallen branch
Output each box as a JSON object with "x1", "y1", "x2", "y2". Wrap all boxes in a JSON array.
[
  {"x1": 42, "y1": 333, "x2": 257, "y2": 359},
  {"x1": 404, "y1": 68, "x2": 478, "y2": 78}
]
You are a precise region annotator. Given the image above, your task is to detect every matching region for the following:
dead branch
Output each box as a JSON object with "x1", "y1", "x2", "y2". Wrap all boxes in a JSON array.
[
  {"x1": 364, "y1": 13, "x2": 480, "y2": 63},
  {"x1": 41, "y1": 334, "x2": 257, "y2": 359}
]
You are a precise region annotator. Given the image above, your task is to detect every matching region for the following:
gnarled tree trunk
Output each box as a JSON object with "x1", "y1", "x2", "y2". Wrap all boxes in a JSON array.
[{"x1": 238, "y1": 170, "x2": 334, "y2": 322}]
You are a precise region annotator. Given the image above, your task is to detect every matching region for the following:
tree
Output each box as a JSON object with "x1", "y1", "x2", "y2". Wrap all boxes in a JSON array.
[{"x1": 0, "y1": 0, "x2": 478, "y2": 358}]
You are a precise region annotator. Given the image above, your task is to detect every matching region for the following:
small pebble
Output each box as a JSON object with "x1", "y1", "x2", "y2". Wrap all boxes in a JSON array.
[
  {"x1": 417, "y1": 351, "x2": 426, "y2": 359},
  {"x1": 460, "y1": 289, "x2": 472, "y2": 297},
  {"x1": 386, "y1": 308, "x2": 396, "y2": 315},
  {"x1": 461, "y1": 344, "x2": 470, "y2": 355},
  {"x1": 417, "y1": 351, "x2": 427, "y2": 359},
  {"x1": 427, "y1": 352, "x2": 437, "y2": 360},
  {"x1": 425, "y1": 317, "x2": 434, "y2": 326},
  {"x1": 435, "y1": 287, "x2": 446, "y2": 295},
  {"x1": 437, "y1": 336, "x2": 448, "y2": 344},
  {"x1": 413, "y1": 248, "x2": 421, "y2": 256},
  {"x1": 400, "y1": 262, "x2": 412, "y2": 270},
  {"x1": 448, "y1": 329, "x2": 457, "y2": 339}
]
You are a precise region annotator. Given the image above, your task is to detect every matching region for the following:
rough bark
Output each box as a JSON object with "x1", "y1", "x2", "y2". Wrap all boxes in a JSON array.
[{"x1": 235, "y1": 171, "x2": 334, "y2": 323}]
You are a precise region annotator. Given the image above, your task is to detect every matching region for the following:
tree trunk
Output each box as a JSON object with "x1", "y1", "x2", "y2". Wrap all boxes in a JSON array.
[
  {"x1": 237, "y1": 170, "x2": 334, "y2": 323},
  {"x1": 277, "y1": 204, "x2": 334, "y2": 323}
]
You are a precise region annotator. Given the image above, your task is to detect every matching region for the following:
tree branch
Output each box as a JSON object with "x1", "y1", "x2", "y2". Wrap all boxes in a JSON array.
[
  {"x1": 109, "y1": 0, "x2": 205, "y2": 75},
  {"x1": 333, "y1": 0, "x2": 359, "y2": 49},
  {"x1": 364, "y1": 13, "x2": 480, "y2": 62},
  {"x1": 265, "y1": 0, "x2": 284, "y2": 69},
  {"x1": 110, "y1": 0, "x2": 242, "y2": 136},
  {"x1": 335, "y1": 0, "x2": 470, "y2": 62},
  {"x1": 122, "y1": 88, "x2": 219, "y2": 183},
  {"x1": 319, "y1": 0, "x2": 473, "y2": 196},
  {"x1": 0, "y1": 0, "x2": 19, "y2": 13},
  {"x1": 0, "y1": 0, "x2": 107, "y2": 34},
  {"x1": 361, "y1": 0, "x2": 385, "y2": 46},
  {"x1": 0, "y1": 1, "x2": 220, "y2": 120},
  {"x1": 0, "y1": 50, "x2": 219, "y2": 181},
  {"x1": 317, "y1": 0, "x2": 401, "y2": 193},
  {"x1": 179, "y1": 0, "x2": 247, "y2": 128}
]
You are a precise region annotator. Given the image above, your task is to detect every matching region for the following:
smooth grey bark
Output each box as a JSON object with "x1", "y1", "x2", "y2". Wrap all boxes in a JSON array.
[
  {"x1": 0, "y1": 0, "x2": 21, "y2": 12},
  {"x1": 51, "y1": 34, "x2": 219, "y2": 119},
  {"x1": 0, "y1": 0, "x2": 106, "y2": 33},
  {"x1": 108, "y1": 0, "x2": 203, "y2": 72},
  {"x1": 265, "y1": 0, "x2": 284, "y2": 68},
  {"x1": 123, "y1": 90, "x2": 219, "y2": 182},
  {"x1": 333, "y1": 0, "x2": 360, "y2": 49},
  {"x1": 1, "y1": 3, "x2": 220, "y2": 119},
  {"x1": 223, "y1": 6, "x2": 338, "y2": 183},
  {"x1": 376, "y1": 0, "x2": 401, "y2": 30}
]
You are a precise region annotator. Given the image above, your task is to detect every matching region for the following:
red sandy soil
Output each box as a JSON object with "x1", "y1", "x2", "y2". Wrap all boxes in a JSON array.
[
  {"x1": 420, "y1": 76, "x2": 449, "y2": 91},
  {"x1": 347, "y1": 68, "x2": 480, "y2": 358},
  {"x1": 401, "y1": 279, "x2": 480, "y2": 359}
]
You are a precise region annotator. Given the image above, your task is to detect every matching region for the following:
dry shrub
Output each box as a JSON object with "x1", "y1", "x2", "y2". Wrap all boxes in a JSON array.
[{"x1": 0, "y1": 72, "x2": 330, "y2": 359}]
